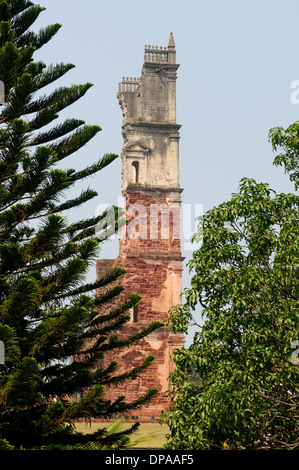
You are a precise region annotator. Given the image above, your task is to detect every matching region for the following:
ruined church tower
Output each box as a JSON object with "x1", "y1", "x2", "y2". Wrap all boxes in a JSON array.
[{"x1": 97, "y1": 34, "x2": 184, "y2": 418}]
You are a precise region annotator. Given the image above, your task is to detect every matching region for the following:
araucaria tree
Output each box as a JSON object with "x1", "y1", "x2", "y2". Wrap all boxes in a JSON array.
[
  {"x1": 0, "y1": 1, "x2": 161, "y2": 450},
  {"x1": 162, "y1": 128, "x2": 299, "y2": 449}
]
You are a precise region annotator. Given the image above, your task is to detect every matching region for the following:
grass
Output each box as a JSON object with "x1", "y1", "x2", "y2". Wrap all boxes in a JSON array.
[{"x1": 74, "y1": 420, "x2": 168, "y2": 449}]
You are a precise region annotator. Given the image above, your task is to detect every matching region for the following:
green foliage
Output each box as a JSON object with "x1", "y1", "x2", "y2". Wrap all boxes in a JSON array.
[
  {"x1": 162, "y1": 173, "x2": 299, "y2": 450},
  {"x1": 0, "y1": 0, "x2": 161, "y2": 449},
  {"x1": 0, "y1": 437, "x2": 14, "y2": 449}
]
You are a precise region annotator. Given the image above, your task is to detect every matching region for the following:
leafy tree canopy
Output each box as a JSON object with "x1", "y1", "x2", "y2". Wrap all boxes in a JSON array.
[{"x1": 162, "y1": 129, "x2": 299, "y2": 450}]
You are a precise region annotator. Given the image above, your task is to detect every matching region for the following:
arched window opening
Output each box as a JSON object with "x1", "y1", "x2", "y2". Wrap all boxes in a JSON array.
[{"x1": 132, "y1": 161, "x2": 139, "y2": 183}]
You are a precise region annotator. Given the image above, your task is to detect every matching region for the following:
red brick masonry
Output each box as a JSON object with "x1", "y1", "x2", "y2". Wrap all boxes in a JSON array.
[{"x1": 96, "y1": 186, "x2": 185, "y2": 418}]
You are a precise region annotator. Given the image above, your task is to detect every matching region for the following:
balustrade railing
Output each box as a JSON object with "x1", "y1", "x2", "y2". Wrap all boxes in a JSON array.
[
  {"x1": 144, "y1": 45, "x2": 168, "y2": 63},
  {"x1": 118, "y1": 77, "x2": 140, "y2": 92}
]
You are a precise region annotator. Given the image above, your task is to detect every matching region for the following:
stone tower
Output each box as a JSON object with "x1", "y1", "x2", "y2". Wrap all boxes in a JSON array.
[{"x1": 96, "y1": 33, "x2": 184, "y2": 419}]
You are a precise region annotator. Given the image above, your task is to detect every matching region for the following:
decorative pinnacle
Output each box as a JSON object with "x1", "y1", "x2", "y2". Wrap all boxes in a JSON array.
[{"x1": 168, "y1": 32, "x2": 175, "y2": 49}]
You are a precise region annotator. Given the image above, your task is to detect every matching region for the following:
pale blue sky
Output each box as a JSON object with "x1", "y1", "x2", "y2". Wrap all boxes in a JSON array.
[{"x1": 33, "y1": 1, "x2": 298, "y2": 343}]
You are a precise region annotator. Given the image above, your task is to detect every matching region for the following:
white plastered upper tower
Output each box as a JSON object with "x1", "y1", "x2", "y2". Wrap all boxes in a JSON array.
[{"x1": 117, "y1": 33, "x2": 181, "y2": 193}]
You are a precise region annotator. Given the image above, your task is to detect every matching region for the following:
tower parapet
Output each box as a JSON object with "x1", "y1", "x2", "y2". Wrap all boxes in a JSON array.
[
  {"x1": 144, "y1": 44, "x2": 168, "y2": 63},
  {"x1": 118, "y1": 77, "x2": 140, "y2": 93}
]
